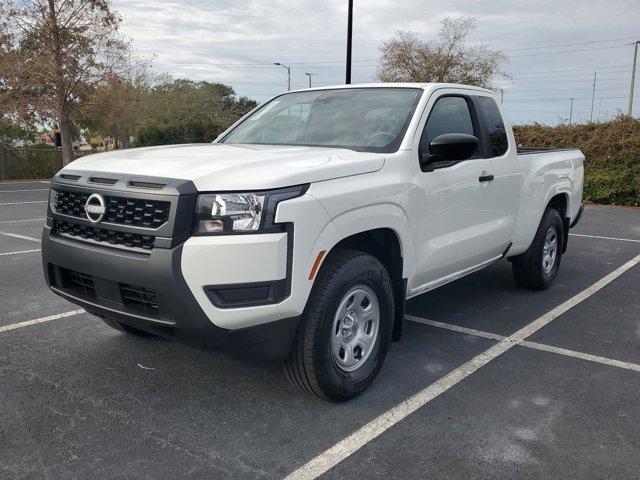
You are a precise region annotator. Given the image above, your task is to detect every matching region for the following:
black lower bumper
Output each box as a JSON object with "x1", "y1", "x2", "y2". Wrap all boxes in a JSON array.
[{"x1": 41, "y1": 226, "x2": 299, "y2": 361}]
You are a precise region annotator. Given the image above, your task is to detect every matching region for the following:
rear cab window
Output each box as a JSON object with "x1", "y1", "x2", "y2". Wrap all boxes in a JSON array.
[{"x1": 477, "y1": 96, "x2": 509, "y2": 157}]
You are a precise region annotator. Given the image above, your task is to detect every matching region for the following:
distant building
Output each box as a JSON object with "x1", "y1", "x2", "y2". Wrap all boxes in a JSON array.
[{"x1": 40, "y1": 133, "x2": 55, "y2": 146}]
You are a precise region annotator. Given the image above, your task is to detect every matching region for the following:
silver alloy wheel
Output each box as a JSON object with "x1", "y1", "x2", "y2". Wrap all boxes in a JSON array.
[
  {"x1": 331, "y1": 285, "x2": 380, "y2": 372},
  {"x1": 542, "y1": 226, "x2": 558, "y2": 274}
]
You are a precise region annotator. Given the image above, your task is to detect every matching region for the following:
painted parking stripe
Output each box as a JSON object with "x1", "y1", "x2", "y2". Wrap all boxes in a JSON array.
[
  {"x1": 0, "y1": 218, "x2": 45, "y2": 225},
  {"x1": 519, "y1": 341, "x2": 640, "y2": 372},
  {"x1": 570, "y1": 233, "x2": 640, "y2": 244},
  {"x1": 0, "y1": 310, "x2": 84, "y2": 334},
  {"x1": 405, "y1": 316, "x2": 505, "y2": 341},
  {"x1": 0, "y1": 189, "x2": 49, "y2": 193},
  {"x1": 0, "y1": 231, "x2": 41, "y2": 242},
  {"x1": 283, "y1": 253, "x2": 640, "y2": 480},
  {"x1": 406, "y1": 316, "x2": 640, "y2": 373},
  {"x1": 0, "y1": 200, "x2": 47, "y2": 206},
  {"x1": 0, "y1": 248, "x2": 41, "y2": 257},
  {"x1": 0, "y1": 180, "x2": 49, "y2": 187}
]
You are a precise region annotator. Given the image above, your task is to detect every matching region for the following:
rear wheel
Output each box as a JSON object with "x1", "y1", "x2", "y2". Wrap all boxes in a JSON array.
[
  {"x1": 284, "y1": 250, "x2": 394, "y2": 402},
  {"x1": 512, "y1": 208, "x2": 564, "y2": 290},
  {"x1": 99, "y1": 315, "x2": 152, "y2": 336}
]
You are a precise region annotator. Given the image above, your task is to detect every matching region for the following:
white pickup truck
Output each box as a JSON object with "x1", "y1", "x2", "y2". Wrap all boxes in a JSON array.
[{"x1": 43, "y1": 83, "x2": 584, "y2": 401}]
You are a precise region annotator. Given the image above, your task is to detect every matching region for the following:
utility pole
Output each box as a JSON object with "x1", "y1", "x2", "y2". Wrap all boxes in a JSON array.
[
  {"x1": 590, "y1": 71, "x2": 597, "y2": 122},
  {"x1": 274, "y1": 62, "x2": 291, "y2": 91},
  {"x1": 628, "y1": 41, "x2": 640, "y2": 116},
  {"x1": 569, "y1": 97, "x2": 574, "y2": 125},
  {"x1": 304, "y1": 72, "x2": 317, "y2": 88},
  {"x1": 346, "y1": 0, "x2": 353, "y2": 84}
]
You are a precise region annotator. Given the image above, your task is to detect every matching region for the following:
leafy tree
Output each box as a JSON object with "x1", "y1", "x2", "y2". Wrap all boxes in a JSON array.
[
  {"x1": 377, "y1": 17, "x2": 507, "y2": 87},
  {"x1": 0, "y1": 0, "x2": 131, "y2": 164},
  {"x1": 79, "y1": 66, "x2": 155, "y2": 148},
  {"x1": 133, "y1": 79, "x2": 257, "y2": 146},
  {"x1": 0, "y1": 118, "x2": 37, "y2": 148}
]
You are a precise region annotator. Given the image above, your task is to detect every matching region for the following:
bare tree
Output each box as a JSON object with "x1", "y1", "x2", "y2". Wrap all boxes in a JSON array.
[
  {"x1": 0, "y1": 0, "x2": 129, "y2": 164},
  {"x1": 377, "y1": 17, "x2": 507, "y2": 88}
]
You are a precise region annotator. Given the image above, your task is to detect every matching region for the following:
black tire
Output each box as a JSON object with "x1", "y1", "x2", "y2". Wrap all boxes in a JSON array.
[
  {"x1": 99, "y1": 315, "x2": 152, "y2": 336},
  {"x1": 512, "y1": 208, "x2": 564, "y2": 290},
  {"x1": 284, "y1": 249, "x2": 394, "y2": 402}
]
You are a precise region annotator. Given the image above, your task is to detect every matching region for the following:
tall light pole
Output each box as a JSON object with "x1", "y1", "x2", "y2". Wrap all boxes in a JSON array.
[
  {"x1": 628, "y1": 41, "x2": 640, "y2": 116},
  {"x1": 274, "y1": 62, "x2": 291, "y2": 91},
  {"x1": 304, "y1": 72, "x2": 317, "y2": 88},
  {"x1": 346, "y1": 0, "x2": 353, "y2": 84},
  {"x1": 569, "y1": 97, "x2": 574, "y2": 125},
  {"x1": 590, "y1": 71, "x2": 597, "y2": 122}
]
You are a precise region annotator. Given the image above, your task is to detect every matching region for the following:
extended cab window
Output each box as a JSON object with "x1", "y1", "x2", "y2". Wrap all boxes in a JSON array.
[
  {"x1": 221, "y1": 88, "x2": 422, "y2": 153},
  {"x1": 419, "y1": 96, "x2": 476, "y2": 153},
  {"x1": 478, "y1": 96, "x2": 508, "y2": 157}
]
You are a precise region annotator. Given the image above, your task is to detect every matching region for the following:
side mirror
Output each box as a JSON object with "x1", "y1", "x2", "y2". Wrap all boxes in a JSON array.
[{"x1": 420, "y1": 133, "x2": 479, "y2": 171}]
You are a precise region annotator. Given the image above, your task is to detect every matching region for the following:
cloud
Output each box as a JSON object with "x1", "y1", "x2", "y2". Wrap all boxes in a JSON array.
[{"x1": 112, "y1": 0, "x2": 640, "y2": 124}]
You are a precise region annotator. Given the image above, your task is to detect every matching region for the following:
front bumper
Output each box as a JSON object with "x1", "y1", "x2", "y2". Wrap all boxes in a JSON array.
[{"x1": 42, "y1": 226, "x2": 299, "y2": 361}]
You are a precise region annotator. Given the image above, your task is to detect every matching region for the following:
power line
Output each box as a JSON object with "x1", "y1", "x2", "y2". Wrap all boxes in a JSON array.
[
  {"x1": 504, "y1": 94, "x2": 639, "y2": 103},
  {"x1": 510, "y1": 44, "x2": 629, "y2": 58},
  {"x1": 156, "y1": 41, "x2": 637, "y2": 71},
  {"x1": 500, "y1": 35, "x2": 640, "y2": 52}
]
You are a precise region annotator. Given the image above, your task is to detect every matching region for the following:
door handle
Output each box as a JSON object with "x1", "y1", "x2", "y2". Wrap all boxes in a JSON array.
[{"x1": 479, "y1": 174, "x2": 494, "y2": 182}]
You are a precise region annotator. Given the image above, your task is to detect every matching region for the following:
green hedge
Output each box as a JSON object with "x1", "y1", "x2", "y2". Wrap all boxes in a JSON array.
[
  {"x1": 1, "y1": 148, "x2": 63, "y2": 180},
  {"x1": 514, "y1": 117, "x2": 640, "y2": 206},
  {"x1": 0, "y1": 148, "x2": 95, "y2": 180}
]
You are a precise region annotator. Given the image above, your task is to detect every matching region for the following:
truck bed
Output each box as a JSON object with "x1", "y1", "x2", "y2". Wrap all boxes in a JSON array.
[{"x1": 517, "y1": 147, "x2": 578, "y2": 155}]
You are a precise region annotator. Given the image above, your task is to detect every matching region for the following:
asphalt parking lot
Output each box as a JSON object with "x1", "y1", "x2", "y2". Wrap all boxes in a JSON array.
[{"x1": 1, "y1": 181, "x2": 639, "y2": 480}]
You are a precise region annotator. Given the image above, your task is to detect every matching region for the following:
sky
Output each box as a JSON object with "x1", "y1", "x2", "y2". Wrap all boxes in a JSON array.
[{"x1": 111, "y1": 0, "x2": 640, "y2": 125}]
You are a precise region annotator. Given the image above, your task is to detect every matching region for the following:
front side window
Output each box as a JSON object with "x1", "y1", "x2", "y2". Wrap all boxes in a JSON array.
[
  {"x1": 477, "y1": 96, "x2": 508, "y2": 157},
  {"x1": 421, "y1": 96, "x2": 475, "y2": 147},
  {"x1": 221, "y1": 88, "x2": 422, "y2": 153}
]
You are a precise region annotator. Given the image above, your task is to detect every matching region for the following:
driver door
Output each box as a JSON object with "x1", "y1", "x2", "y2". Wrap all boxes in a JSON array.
[{"x1": 409, "y1": 92, "x2": 502, "y2": 296}]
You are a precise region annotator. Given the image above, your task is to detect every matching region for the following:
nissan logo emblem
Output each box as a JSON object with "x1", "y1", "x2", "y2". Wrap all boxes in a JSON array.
[{"x1": 84, "y1": 193, "x2": 106, "y2": 223}]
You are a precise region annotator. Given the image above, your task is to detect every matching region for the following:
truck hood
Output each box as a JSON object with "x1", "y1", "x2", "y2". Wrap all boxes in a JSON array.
[{"x1": 65, "y1": 143, "x2": 385, "y2": 191}]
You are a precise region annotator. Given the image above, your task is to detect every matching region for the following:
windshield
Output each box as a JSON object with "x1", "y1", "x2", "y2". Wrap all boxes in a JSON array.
[{"x1": 220, "y1": 87, "x2": 423, "y2": 153}]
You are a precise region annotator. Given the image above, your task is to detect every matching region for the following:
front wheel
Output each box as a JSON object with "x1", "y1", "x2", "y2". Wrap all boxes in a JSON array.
[
  {"x1": 512, "y1": 208, "x2": 564, "y2": 290},
  {"x1": 284, "y1": 250, "x2": 394, "y2": 402}
]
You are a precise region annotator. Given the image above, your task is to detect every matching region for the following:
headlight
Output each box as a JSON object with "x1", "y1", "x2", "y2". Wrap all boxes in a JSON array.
[{"x1": 194, "y1": 185, "x2": 308, "y2": 234}]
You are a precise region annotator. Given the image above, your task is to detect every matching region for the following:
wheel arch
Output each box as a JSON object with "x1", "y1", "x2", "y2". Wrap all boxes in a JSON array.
[
  {"x1": 547, "y1": 191, "x2": 570, "y2": 253},
  {"x1": 320, "y1": 226, "x2": 407, "y2": 342}
]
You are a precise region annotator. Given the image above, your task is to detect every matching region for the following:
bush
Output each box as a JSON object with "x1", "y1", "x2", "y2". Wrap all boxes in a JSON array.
[
  {"x1": 135, "y1": 120, "x2": 225, "y2": 147},
  {"x1": 2, "y1": 148, "x2": 63, "y2": 180},
  {"x1": 514, "y1": 116, "x2": 640, "y2": 206}
]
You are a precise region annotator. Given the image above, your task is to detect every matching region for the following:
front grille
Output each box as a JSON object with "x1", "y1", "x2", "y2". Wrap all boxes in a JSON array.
[
  {"x1": 53, "y1": 189, "x2": 170, "y2": 228},
  {"x1": 59, "y1": 267, "x2": 96, "y2": 298},
  {"x1": 54, "y1": 220, "x2": 155, "y2": 250},
  {"x1": 119, "y1": 283, "x2": 159, "y2": 315}
]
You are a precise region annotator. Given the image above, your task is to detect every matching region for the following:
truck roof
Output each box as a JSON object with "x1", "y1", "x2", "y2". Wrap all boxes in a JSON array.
[{"x1": 287, "y1": 82, "x2": 497, "y2": 95}]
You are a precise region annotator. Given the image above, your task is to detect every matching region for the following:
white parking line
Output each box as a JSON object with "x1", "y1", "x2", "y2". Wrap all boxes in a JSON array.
[
  {"x1": 0, "y1": 218, "x2": 45, "y2": 224},
  {"x1": 0, "y1": 231, "x2": 41, "y2": 242},
  {"x1": 520, "y1": 341, "x2": 640, "y2": 372},
  {"x1": 0, "y1": 310, "x2": 84, "y2": 333},
  {"x1": 570, "y1": 233, "x2": 640, "y2": 244},
  {"x1": 0, "y1": 248, "x2": 41, "y2": 257},
  {"x1": 0, "y1": 200, "x2": 47, "y2": 206},
  {"x1": 284, "y1": 253, "x2": 640, "y2": 480},
  {"x1": 406, "y1": 316, "x2": 640, "y2": 373},
  {"x1": 0, "y1": 189, "x2": 49, "y2": 193},
  {"x1": 406, "y1": 316, "x2": 504, "y2": 341}
]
